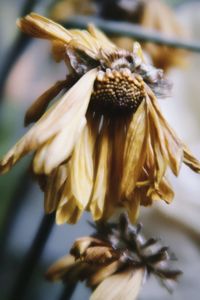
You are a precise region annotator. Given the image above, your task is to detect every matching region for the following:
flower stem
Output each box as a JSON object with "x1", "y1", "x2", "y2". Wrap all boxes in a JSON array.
[
  {"x1": 63, "y1": 15, "x2": 200, "y2": 53},
  {"x1": 8, "y1": 213, "x2": 55, "y2": 300},
  {"x1": 0, "y1": 170, "x2": 32, "y2": 262},
  {"x1": 58, "y1": 283, "x2": 77, "y2": 300}
]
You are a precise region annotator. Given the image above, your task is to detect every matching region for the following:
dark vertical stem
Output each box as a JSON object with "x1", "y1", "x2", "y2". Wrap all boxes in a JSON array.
[
  {"x1": 0, "y1": 171, "x2": 32, "y2": 261},
  {"x1": 58, "y1": 283, "x2": 77, "y2": 300},
  {"x1": 8, "y1": 213, "x2": 55, "y2": 300}
]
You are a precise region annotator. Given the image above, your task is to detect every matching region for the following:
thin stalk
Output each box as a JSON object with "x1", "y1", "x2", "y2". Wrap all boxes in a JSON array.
[
  {"x1": 8, "y1": 213, "x2": 55, "y2": 300},
  {"x1": 58, "y1": 283, "x2": 77, "y2": 300},
  {"x1": 63, "y1": 15, "x2": 200, "y2": 53},
  {"x1": 0, "y1": 170, "x2": 32, "y2": 262}
]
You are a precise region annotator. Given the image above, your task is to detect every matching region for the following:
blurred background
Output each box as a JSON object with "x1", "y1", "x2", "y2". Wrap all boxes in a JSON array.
[{"x1": 0, "y1": 0, "x2": 200, "y2": 299}]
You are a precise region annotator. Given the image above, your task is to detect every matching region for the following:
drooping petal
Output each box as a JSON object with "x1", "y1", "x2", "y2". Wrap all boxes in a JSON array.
[
  {"x1": 56, "y1": 195, "x2": 82, "y2": 225},
  {"x1": 0, "y1": 68, "x2": 97, "y2": 174},
  {"x1": 89, "y1": 118, "x2": 111, "y2": 221},
  {"x1": 17, "y1": 13, "x2": 115, "y2": 60},
  {"x1": 69, "y1": 121, "x2": 95, "y2": 210},
  {"x1": 124, "y1": 195, "x2": 141, "y2": 223},
  {"x1": 44, "y1": 164, "x2": 68, "y2": 214},
  {"x1": 148, "y1": 89, "x2": 183, "y2": 176},
  {"x1": 147, "y1": 177, "x2": 174, "y2": 204},
  {"x1": 90, "y1": 268, "x2": 144, "y2": 300},
  {"x1": 121, "y1": 100, "x2": 148, "y2": 200},
  {"x1": 183, "y1": 145, "x2": 200, "y2": 173},
  {"x1": 33, "y1": 114, "x2": 86, "y2": 174},
  {"x1": 103, "y1": 117, "x2": 127, "y2": 220},
  {"x1": 150, "y1": 91, "x2": 200, "y2": 174},
  {"x1": 88, "y1": 24, "x2": 117, "y2": 53}
]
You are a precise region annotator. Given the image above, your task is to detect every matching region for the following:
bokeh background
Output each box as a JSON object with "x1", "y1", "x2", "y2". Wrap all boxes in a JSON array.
[{"x1": 0, "y1": 0, "x2": 200, "y2": 299}]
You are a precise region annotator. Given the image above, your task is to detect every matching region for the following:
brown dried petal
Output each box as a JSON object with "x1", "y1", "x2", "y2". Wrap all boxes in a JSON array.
[
  {"x1": 88, "y1": 260, "x2": 122, "y2": 287},
  {"x1": 46, "y1": 255, "x2": 76, "y2": 281},
  {"x1": 25, "y1": 79, "x2": 70, "y2": 126},
  {"x1": 70, "y1": 237, "x2": 105, "y2": 258}
]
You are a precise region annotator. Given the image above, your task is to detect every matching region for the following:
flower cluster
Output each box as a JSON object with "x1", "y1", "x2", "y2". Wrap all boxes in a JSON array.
[
  {"x1": 46, "y1": 214, "x2": 182, "y2": 299},
  {"x1": 0, "y1": 13, "x2": 199, "y2": 225}
]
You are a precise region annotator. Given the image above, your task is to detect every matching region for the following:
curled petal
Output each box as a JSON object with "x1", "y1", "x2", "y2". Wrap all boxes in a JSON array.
[
  {"x1": 0, "y1": 68, "x2": 97, "y2": 175},
  {"x1": 46, "y1": 255, "x2": 76, "y2": 281}
]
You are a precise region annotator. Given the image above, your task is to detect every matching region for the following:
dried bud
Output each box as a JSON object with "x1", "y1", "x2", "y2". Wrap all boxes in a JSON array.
[{"x1": 46, "y1": 214, "x2": 182, "y2": 299}]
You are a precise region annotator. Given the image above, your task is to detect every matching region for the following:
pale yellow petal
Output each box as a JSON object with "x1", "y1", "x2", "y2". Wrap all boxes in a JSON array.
[
  {"x1": 121, "y1": 100, "x2": 148, "y2": 200},
  {"x1": 147, "y1": 89, "x2": 183, "y2": 176},
  {"x1": 17, "y1": 13, "x2": 73, "y2": 42},
  {"x1": 0, "y1": 68, "x2": 97, "y2": 174},
  {"x1": 56, "y1": 196, "x2": 79, "y2": 224},
  {"x1": 183, "y1": 145, "x2": 200, "y2": 173},
  {"x1": 69, "y1": 122, "x2": 95, "y2": 210},
  {"x1": 90, "y1": 268, "x2": 144, "y2": 300}
]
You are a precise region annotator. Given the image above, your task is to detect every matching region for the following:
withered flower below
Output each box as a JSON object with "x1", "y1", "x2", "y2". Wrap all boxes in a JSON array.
[
  {"x1": 99, "y1": 0, "x2": 187, "y2": 71},
  {"x1": 0, "y1": 13, "x2": 199, "y2": 224},
  {"x1": 46, "y1": 214, "x2": 182, "y2": 299}
]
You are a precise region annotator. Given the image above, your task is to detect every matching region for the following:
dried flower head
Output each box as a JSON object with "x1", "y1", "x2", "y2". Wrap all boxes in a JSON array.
[
  {"x1": 0, "y1": 13, "x2": 199, "y2": 224},
  {"x1": 98, "y1": 0, "x2": 187, "y2": 70},
  {"x1": 50, "y1": 0, "x2": 97, "y2": 21},
  {"x1": 46, "y1": 214, "x2": 182, "y2": 299}
]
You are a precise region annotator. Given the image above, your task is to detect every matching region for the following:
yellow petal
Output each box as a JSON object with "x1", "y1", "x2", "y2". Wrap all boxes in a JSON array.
[
  {"x1": 183, "y1": 145, "x2": 200, "y2": 173},
  {"x1": 44, "y1": 164, "x2": 68, "y2": 213},
  {"x1": 89, "y1": 118, "x2": 110, "y2": 220},
  {"x1": 0, "y1": 68, "x2": 97, "y2": 174},
  {"x1": 88, "y1": 24, "x2": 117, "y2": 53},
  {"x1": 17, "y1": 13, "x2": 73, "y2": 42},
  {"x1": 18, "y1": 13, "x2": 114, "y2": 60},
  {"x1": 69, "y1": 122, "x2": 95, "y2": 210},
  {"x1": 56, "y1": 196, "x2": 81, "y2": 224},
  {"x1": 121, "y1": 100, "x2": 148, "y2": 200},
  {"x1": 148, "y1": 89, "x2": 183, "y2": 176}
]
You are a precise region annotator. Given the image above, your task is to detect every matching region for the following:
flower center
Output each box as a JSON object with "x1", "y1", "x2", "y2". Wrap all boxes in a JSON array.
[{"x1": 90, "y1": 68, "x2": 146, "y2": 114}]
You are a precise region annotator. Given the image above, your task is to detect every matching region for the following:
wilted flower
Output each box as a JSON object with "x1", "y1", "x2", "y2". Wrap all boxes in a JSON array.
[
  {"x1": 50, "y1": 0, "x2": 97, "y2": 21},
  {"x1": 46, "y1": 214, "x2": 182, "y2": 299},
  {"x1": 0, "y1": 13, "x2": 199, "y2": 224},
  {"x1": 98, "y1": 0, "x2": 187, "y2": 70}
]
